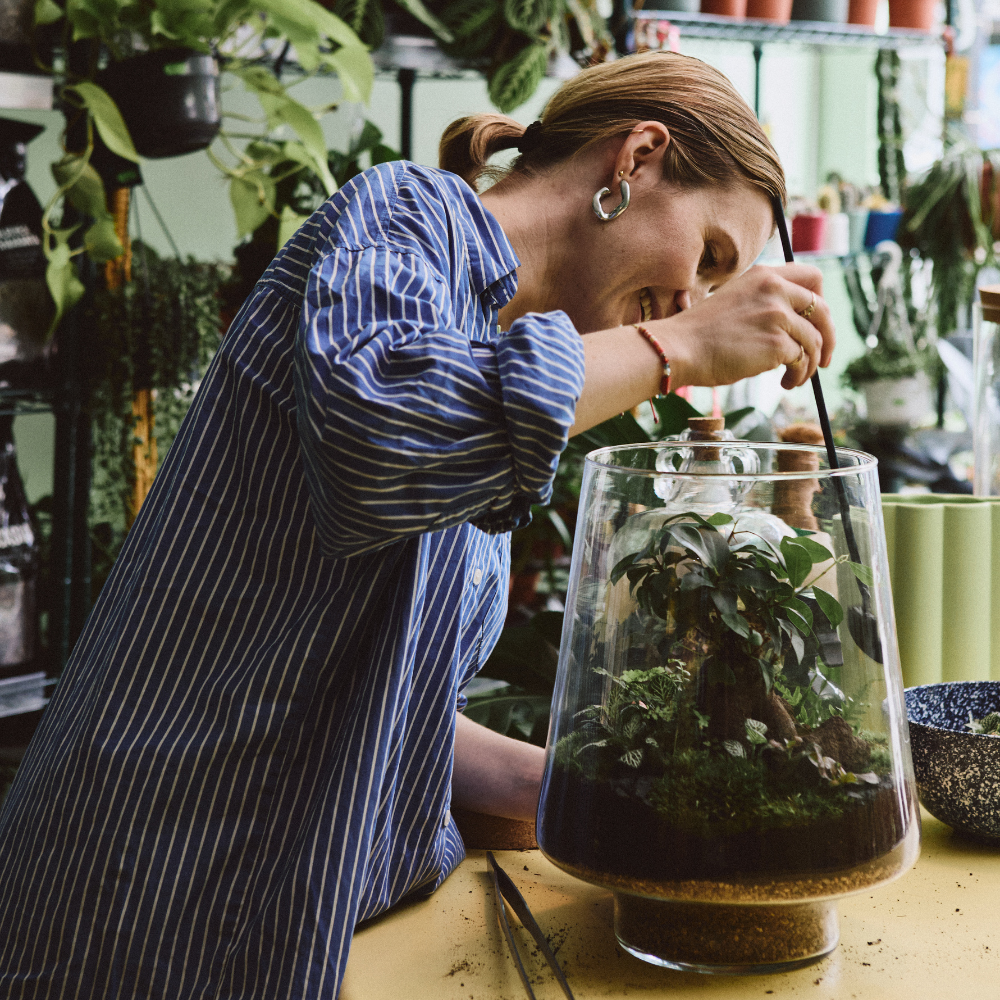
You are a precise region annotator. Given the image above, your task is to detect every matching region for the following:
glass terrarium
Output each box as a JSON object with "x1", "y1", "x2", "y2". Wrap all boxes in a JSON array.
[{"x1": 536, "y1": 438, "x2": 920, "y2": 974}]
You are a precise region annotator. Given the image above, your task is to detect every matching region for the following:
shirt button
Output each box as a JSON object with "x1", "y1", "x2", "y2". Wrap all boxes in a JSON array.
[{"x1": 472, "y1": 568, "x2": 483, "y2": 586}]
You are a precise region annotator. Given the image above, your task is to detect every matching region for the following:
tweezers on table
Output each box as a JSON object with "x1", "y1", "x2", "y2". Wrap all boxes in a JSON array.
[{"x1": 486, "y1": 851, "x2": 576, "y2": 1000}]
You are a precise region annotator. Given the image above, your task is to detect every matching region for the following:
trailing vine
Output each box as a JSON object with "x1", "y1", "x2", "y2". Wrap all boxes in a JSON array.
[{"x1": 85, "y1": 243, "x2": 227, "y2": 593}]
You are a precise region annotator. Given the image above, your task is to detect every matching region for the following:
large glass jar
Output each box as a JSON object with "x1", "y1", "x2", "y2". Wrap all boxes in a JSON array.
[
  {"x1": 536, "y1": 442, "x2": 919, "y2": 973},
  {"x1": 973, "y1": 285, "x2": 1000, "y2": 496}
]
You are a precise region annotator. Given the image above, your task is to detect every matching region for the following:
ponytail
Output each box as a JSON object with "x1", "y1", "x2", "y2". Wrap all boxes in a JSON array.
[{"x1": 438, "y1": 114, "x2": 526, "y2": 189}]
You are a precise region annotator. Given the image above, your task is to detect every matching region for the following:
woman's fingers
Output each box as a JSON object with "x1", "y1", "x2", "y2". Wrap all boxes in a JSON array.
[{"x1": 658, "y1": 263, "x2": 836, "y2": 388}]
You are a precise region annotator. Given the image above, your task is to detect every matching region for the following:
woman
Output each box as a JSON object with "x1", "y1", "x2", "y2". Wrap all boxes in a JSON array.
[{"x1": 0, "y1": 52, "x2": 832, "y2": 999}]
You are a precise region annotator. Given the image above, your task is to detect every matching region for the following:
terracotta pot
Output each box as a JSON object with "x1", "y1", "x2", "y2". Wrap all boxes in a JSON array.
[
  {"x1": 747, "y1": 0, "x2": 793, "y2": 20},
  {"x1": 847, "y1": 0, "x2": 878, "y2": 25},
  {"x1": 888, "y1": 0, "x2": 936, "y2": 30},
  {"x1": 791, "y1": 212, "x2": 827, "y2": 252},
  {"x1": 701, "y1": 0, "x2": 748, "y2": 16}
]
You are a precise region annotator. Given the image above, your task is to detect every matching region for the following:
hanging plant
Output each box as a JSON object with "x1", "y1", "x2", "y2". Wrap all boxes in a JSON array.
[
  {"x1": 897, "y1": 143, "x2": 1000, "y2": 339},
  {"x1": 32, "y1": 0, "x2": 379, "y2": 334},
  {"x1": 85, "y1": 243, "x2": 228, "y2": 593}
]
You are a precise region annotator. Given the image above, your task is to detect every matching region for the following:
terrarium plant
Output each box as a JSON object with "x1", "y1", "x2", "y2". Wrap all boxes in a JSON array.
[
  {"x1": 556, "y1": 510, "x2": 888, "y2": 838},
  {"x1": 536, "y1": 440, "x2": 919, "y2": 972}
]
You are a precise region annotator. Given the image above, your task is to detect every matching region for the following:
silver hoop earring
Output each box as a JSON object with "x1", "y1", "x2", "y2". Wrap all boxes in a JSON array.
[{"x1": 592, "y1": 179, "x2": 630, "y2": 222}]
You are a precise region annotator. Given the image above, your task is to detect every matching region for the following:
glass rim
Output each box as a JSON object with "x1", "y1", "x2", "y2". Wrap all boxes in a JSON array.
[{"x1": 584, "y1": 441, "x2": 878, "y2": 481}]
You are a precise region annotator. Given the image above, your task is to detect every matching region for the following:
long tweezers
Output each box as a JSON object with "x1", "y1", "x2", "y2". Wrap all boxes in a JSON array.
[{"x1": 486, "y1": 851, "x2": 576, "y2": 1000}]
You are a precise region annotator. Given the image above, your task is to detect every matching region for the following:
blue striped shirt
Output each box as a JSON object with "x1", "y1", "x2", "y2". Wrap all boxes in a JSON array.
[{"x1": 0, "y1": 162, "x2": 585, "y2": 999}]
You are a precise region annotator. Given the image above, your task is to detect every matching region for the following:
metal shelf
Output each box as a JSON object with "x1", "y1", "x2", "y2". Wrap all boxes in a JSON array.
[
  {"x1": 629, "y1": 8, "x2": 943, "y2": 48},
  {"x1": 0, "y1": 387, "x2": 52, "y2": 417}
]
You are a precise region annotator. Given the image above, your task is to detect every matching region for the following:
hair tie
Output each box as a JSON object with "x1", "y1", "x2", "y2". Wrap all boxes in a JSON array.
[{"x1": 516, "y1": 120, "x2": 544, "y2": 154}]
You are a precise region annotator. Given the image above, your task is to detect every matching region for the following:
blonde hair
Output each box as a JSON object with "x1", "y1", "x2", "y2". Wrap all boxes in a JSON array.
[{"x1": 439, "y1": 51, "x2": 785, "y2": 205}]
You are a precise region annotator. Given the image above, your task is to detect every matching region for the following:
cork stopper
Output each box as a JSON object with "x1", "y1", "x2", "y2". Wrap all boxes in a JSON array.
[
  {"x1": 774, "y1": 423, "x2": 822, "y2": 530},
  {"x1": 687, "y1": 416, "x2": 725, "y2": 460},
  {"x1": 981, "y1": 285, "x2": 1000, "y2": 324}
]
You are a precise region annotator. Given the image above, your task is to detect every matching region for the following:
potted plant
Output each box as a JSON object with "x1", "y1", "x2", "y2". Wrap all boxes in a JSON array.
[
  {"x1": 897, "y1": 142, "x2": 1000, "y2": 340},
  {"x1": 31, "y1": 0, "x2": 377, "y2": 332},
  {"x1": 843, "y1": 338, "x2": 936, "y2": 427},
  {"x1": 338, "y1": 0, "x2": 613, "y2": 112},
  {"x1": 536, "y1": 441, "x2": 919, "y2": 971}
]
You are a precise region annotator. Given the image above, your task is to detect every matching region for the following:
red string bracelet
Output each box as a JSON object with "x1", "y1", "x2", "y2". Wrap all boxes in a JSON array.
[{"x1": 633, "y1": 323, "x2": 671, "y2": 423}]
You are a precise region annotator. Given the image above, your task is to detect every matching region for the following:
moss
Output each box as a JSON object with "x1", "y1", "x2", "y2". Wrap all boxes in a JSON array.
[{"x1": 647, "y1": 749, "x2": 863, "y2": 838}]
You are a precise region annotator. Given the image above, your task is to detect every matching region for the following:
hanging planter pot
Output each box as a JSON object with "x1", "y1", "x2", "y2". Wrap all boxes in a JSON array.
[
  {"x1": 97, "y1": 48, "x2": 221, "y2": 159},
  {"x1": 888, "y1": 0, "x2": 936, "y2": 29}
]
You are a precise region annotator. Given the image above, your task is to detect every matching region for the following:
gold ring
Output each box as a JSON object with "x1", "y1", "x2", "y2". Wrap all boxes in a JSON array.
[
  {"x1": 799, "y1": 292, "x2": 816, "y2": 320},
  {"x1": 796, "y1": 345, "x2": 805, "y2": 365}
]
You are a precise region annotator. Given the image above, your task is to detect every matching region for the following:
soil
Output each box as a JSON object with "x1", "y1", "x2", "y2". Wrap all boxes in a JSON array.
[{"x1": 537, "y1": 763, "x2": 911, "y2": 885}]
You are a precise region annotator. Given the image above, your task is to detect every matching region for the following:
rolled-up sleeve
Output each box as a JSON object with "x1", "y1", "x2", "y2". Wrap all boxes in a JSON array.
[{"x1": 295, "y1": 244, "x2": 586, "y2": 558}]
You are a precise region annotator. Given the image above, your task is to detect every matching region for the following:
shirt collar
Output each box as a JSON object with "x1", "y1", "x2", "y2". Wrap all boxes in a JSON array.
[{"x1": 447, "y1": 173, "x2": 521, "y2": 308}]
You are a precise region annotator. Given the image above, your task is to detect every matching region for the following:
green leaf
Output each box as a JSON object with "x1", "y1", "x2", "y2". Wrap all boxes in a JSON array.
[
  {"x1": 34, "y1": 0, "x2": 63, "y2": 24},
  {"x1": 52, "y1": 154, "x2": 109, "y2": 220},
  {"x1": 393, "y1": 0, "x2": 454, "y2": 41},
  {"x1": 44, "y1": 237, "x2": 85, "y2": 337},
  {"x1": 488, "y1": 42, "x2": 548, "y2": 114},
  {"x1": 65, "y1": 82, "x2": 140, "y2": 163},
  {"x1": 786, "y1": 536, "x2": 834, "y2": 564},
  {"x1": 84, "y1": 216, "x2": 124, "y2": 261},
  {"x1": 780, "y1": 536, "x2": 812, "y2": 590},
  {"x1": 610, "y1": 552, "x2": 637, "y2": 586},
  {"x1": 780, "y1": 595, "x2": 814, "y2": 630},
  {"x1": 721, "y1": 611, "x2": 750, "y2": 638},
  {"x1": 788, "y1": 630, "x2": 805, "y2": 664},
  {"x1": 711, "y1": 589, "x2": 737, "y2": 616},
  {"x1": 438, "y1": 0, "x2": 502, "y2": 57},
  {"x1": 848, "y1": 562, "x2": 874, "y2": 588},
  {"x1": 229, "y1": 174, "x2": 275, "y2": 238},
  {"x1": 745, "y1": 718, "x2": 768, "y2": 745},
  {"x1": 504, "y1": 0, "x2": 550, "y2": 33},
  {"x1": 323, "y1": 43, "x2": 375, "y2": 105},
  {"x1": 255, "y1": 0, "x2": 364, "y2": 48},
  {"x1": 278, "y1": 205, "x2": 309, "y2": 249},
  {"x1": 723, "y1": 406, "x2": 755, "y2": 429},
  {"x1": 723, "y1": 739, "x2": 746, "y2": 758},
  {"x1": 262, "y1": 95, "x2": 337, "y2": 194},
  {"x1": 707, "y1": 512, "x2": 734, "y2": 526},
  {"x1": 811, "y1": 585, "x2": 844, "y2": 628},
  {"x1": 671, "y1": 524, "x2": 728, "y2": 572},
  {"x1": 651, "y1": 392, "x2": 702, "y2": 434}
]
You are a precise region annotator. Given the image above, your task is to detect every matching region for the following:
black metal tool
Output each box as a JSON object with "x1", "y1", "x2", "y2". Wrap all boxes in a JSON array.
[
  {"x1": 771, "y1": 197, "x2": 884, "y2": 664},
  {"x1": 486, "y1": 851, "x2": 575, "y2": 1000}
]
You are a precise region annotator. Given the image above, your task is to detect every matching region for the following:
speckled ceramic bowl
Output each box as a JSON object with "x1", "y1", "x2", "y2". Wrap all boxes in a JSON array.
[{"x1": 905, "y1": 681, "x2": 1000, "y2": 840}]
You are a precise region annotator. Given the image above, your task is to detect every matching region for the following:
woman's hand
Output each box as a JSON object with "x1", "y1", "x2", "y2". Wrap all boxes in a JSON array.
[
  {"x1": 663, "y1": 263, "x2": 835, "y2": 390},
  {"x1": 452, "y1": 713, "x2": 544, "y2": 822},
  {"x1": 569, "y1": 263, "x2": 834, "y2": 437}
]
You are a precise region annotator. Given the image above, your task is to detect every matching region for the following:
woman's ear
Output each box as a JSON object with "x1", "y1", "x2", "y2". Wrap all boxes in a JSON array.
[{"x1": 612, "y1": 121, "x2": 671, "y2": 188}]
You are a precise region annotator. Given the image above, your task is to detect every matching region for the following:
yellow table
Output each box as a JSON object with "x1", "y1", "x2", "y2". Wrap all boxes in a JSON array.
[{"x1": 341, "y1": 809, "x2": 998, "y2": 999}]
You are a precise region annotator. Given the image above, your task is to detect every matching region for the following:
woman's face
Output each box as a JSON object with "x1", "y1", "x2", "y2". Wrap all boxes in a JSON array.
[{"x1": 557, "y1": 177, "x2": 775, "y2": 335}]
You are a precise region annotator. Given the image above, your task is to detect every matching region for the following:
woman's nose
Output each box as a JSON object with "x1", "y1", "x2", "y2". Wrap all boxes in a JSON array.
[{"x1": 673, "y1": 289, "x2": 693, "y2": 314}]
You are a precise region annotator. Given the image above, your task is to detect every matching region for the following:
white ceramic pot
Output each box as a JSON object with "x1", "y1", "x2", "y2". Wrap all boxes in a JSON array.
[{"x1": 862, "y1": 372, "x2": 933, "y2": 426}]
